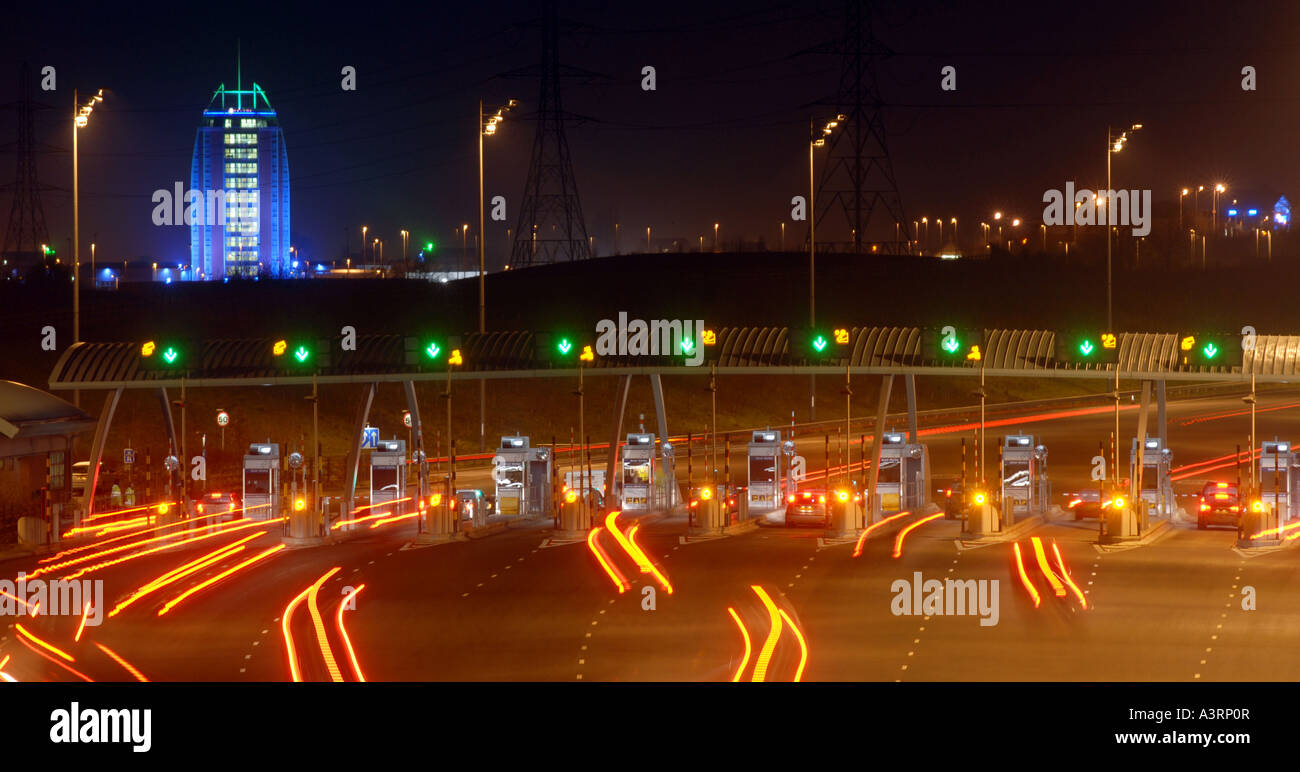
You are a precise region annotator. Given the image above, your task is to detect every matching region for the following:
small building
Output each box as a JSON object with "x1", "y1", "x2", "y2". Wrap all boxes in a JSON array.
[{"x1": 0, "y1": 381, "x2": 96, "y2": 545}]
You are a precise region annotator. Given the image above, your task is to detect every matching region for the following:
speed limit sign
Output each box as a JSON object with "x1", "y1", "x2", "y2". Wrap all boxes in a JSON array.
[{"x1": 216, "y1": 409, "x2": 230, "y2": 427}]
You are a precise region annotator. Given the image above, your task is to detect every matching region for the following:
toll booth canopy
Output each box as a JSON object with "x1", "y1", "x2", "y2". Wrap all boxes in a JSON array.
[
  {"x1": 242, "y1": 443, "x2": 280, "y2": 521},
  {"x1": 747, "y1": 430, "x2": 783, "y2": 511},
  {"x1": 371, "y1": 439, "x2": 406, "y2": 508},
  {"x1": 1130, "y1": 437, "x2": 1174, "y2": 516},
  {"x1": 1259, "y1": 440, "x2": 1297, "y2": 520},
  {"x1": 876, "y1": 432, "x2": 930, "y2": 514},
  {"x1": 1001, "y1": 434, "x2": 1049, "y2": 517}
]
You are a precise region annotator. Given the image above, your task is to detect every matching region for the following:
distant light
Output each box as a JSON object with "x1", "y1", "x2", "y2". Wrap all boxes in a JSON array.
[
  {"x1": 1227, "y1": 209, "x2": 1238, "y2": 217},
  {"x1": 1247, "y1": 209, "x2": 1258, "y2": 216}
]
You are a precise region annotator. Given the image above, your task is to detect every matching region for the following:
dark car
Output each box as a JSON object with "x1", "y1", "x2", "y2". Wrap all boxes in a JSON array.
[
  {"x1": 1065, "y1": 489, "x2": 1107, "y2": 520},
  {"x1": 193, "y1": 491, "x2": 242, "y2": 521},
  {"x1": 934, "y1": 477, "x2": 966, "y2": 519},
  {"x1": 1198, "y1": 481, "x2": 1241, "y2": 530},
  {"x1": 784, "y1": 489, "x2": 829, "y2": 527}
]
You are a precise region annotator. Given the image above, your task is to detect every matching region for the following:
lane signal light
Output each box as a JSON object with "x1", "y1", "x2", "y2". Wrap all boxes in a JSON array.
[
  {"x1": 425, "y1": 342, "x2": 441, "y2": 360},
  {"x1": 141, "y1": 341, "x2": 156, "y2": 357},
  {"x1": 1202, "y1": 342, "x2": 1219, "y2": 360},
  {"x1": 556, "y1": 338, "x2": 573, "y2": 355},
  {"x1": 702, "y1": 329, "x2": 717, "y2": 346},
  {"x1": 294, "y1": 345, "x2": 310, "y2": 363},
  {"x1": 966, "y1": 345, "x2": 981, "y2": 361},
  {"x1": 1079, "y1": 339, "x2": 1095, "y2": 356},
  {"x1": 294, "y1": 497, "x2": 306, "y2": 512},
  {"x1": 1180, "y1": 335, "x2": 1196, "y2": 352},
  {"x1": 161, "y1": 347, "x2": 179, "y2": 364},
  {"x1": 565, "y1": 490, "x2": 578, "y2": 504},
  {"x1": 833, "y1": 328, "x2": 850, "y2": 345},
  {"x1": 680, "y1": 337, "x2": 695, "y2": 354},
  {"x1": 430, "y1": 494, "x2": 442, "y2": 507},
  {"x1": 449, "y1": 349, "x2": 463, "y2": 366},
  {"x1": 273, "y1": 340, "x2": 287, "y2": 356},
  {"x1": 941, "y1": 336, "x2": 960, "y2": 354},
  {"x1": 580, "y1": 345, "x2": 594, "y2": 362},
  {"x1": 812, "y1": 335, "x2": 829, "y2": 352}
]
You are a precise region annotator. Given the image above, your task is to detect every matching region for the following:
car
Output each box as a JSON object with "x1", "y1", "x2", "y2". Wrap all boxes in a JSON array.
[
  {"x1": 1064, "y1": 490, "x2": 1107, "y2": 520},
  {"x1": 934, "y1": 477, "x2": 966, "y2": 519},
  {"x1": 1197, "y1": 481, "x2": 1241, "y2": 530},
  {"x1": 455, "y1": 489, "x2": 492, "y2": 523},
  {"x1": 784, "y1": 489, "x2": 829, "y2": 527},
  {"x1": 193, "y1": 491, "x2": 242, "y2": 521}
]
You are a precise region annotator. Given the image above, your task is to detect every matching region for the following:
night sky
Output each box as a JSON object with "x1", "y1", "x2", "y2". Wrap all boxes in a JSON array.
[{"x1": 4, "y1": 0, "x2": 1299, "y2": 270}]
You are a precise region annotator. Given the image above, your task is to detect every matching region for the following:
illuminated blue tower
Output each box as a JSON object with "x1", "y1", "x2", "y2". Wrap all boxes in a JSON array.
[{"x1": 189, "y1": 67, "x2": 291, "y2": 278}]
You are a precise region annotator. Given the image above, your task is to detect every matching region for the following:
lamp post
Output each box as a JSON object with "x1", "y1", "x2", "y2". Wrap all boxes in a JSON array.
[
  {"x1": 1179, "y1": 188, "x2": 1189, "y2": 235},
  {"x1": 361, "y1": 225, "x2": 367, "y2": 263},
  {"x1": 477, "y1": 98, "x2": 516, "y2": 451},
  {"x1": 400, "y1": 229, "x2": 409, "y2": 275},
  {"x1": 72, "y1": 87, "x2": 104, "y2": 409},
  {"x1": 808, "y1": 114, "x2": 845, "y2": 421},
  {"x1": 1106, "y1": 122, "x2": 1142, "y2": 331}
]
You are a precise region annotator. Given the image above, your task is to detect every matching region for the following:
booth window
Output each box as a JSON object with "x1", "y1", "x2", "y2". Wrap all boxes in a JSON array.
[
  {"x1": 372, "y1": 467, "x2": 398, "y2": 493},
  {"x1": 622, "y1": 460, "x2": 650, "y2": 486},
  {"x1": 244, "y1": 469, "x2": 271, "y2": 495},
  {"x1": 877, "y1": 459, "x2": 901, "y2": 483},
  {"x1": 748, "y1": 456, "x2": 776, "y2": 483}
]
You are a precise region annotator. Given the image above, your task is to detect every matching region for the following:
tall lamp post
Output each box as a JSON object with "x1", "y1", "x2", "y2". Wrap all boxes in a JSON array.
[
  {"x1": 73, "y1": 87, "x2": 105, "y2": 409},
  {"x1": 808, "y1": 113, "x2": 845, "y2": 421},
  {"x1": 400, "y1": 229, "x2": 409, "y2": 275},
  {"x1": 1106, "y1": 122, "x2": 1142, "y2": 331},
  {"x1": 477, "y1": 98, "x2": 516, "y2": 451}
]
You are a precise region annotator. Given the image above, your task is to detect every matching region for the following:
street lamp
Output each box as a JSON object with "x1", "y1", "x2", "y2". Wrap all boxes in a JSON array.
[
  {"x1": 808, "y1": 114, "x2": 845, "y2": 421},
  {"x1": 1212, "y1": 183, "x2": 1226, "y2": 234},
  {"x1": 400, "y1": 229, "x2": 409, "y2": 274},
  {"x1": 1179, "y1": 188, "x2": 1189, "y2": 234},
  {"x1": 361, "y1": 225, "x2": 367, "y2": 263},
  {"x1": 72, "y1": 87, "x2": 105, "y2": 409},
  {"x1": 713, "y1": 222, "x2": 720, "y2": 252},
  {"x1": 477, "y1": 97, "x2": 516, "y2": 451},
  {"x1": 1106, "y1": 122, "x2": 1142, "y2": 331}
]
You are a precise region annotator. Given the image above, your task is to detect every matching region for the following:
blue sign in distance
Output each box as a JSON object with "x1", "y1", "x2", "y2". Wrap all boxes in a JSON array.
[{"x1": 361, "y1": 426, "x2": 379, "y2": 449}]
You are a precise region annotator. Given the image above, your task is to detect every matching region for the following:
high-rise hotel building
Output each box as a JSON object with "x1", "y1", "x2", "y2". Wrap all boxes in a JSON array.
[{"x1": 189, "y1": 78, "x2": 291, "y2": 278}]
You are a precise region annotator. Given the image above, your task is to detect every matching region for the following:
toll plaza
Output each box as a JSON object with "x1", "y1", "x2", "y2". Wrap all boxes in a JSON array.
[
  {"x1": 620, "y1": 433, "x2": 660, "y2": 512},
  {"x1": 370, "y1": 438, "x2": 406, "y2": 512},
  {"x1": 1130, "y1": 437, "x2": 1174, "y2": 516},
  {"x1": 874, "y1": 432, "x2": 930, "y2": 515},
  {"x1": 493, "y1": 436, "x2": 552, "y2": 517},
  {"x1": 1000, "y1": 434, "x2": 1049, "y2": 519},
  {"x1": 242, "y1": 443, "x2": 280, "y2": 520},
  {"x1": 1259, "y1": 440, "x2": 1297, "y2": 521},
  {"x1": 746, "y1": 430, "x2": 784, "y2": 512}
]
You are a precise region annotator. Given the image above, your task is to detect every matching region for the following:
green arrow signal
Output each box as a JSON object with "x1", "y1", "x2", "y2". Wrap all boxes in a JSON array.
[
  {"x1": 1079, "y1": 340, "x2": 1095, "y2": 356},
  {"x1": 1203, "y1": 342, "x2": 1218, "y2": 359},
  {"x1": 941, "y1": 336, "x2": 960, "y2": 353},
  {"x1": 557, "y1": 339, "x2": 573, "y2": 355},
  {"x1": 812, "y1": 335, "x2": 828, "y2": 352},
  {"x1": 294, "y1": 346, "x2": 310, "y2": 362},
  {"x1": 162, "y1": 347, "x2": 178, "y2": 364},
  {"x1": 425, "y1": 343, "x2": 441, "y2": 360},
  {"x1": 680, "y1": 338, "x2": 695, "y2": 354}
]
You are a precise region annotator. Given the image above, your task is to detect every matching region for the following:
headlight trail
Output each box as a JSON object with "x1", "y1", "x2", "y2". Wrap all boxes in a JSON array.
[
  {"x1": 156, "y1": 544, "x2": 286, "y2": 616},
  {"x1": 74, "y1": 602, "x2": 91, "y2": 642},
  {"x1": 893, "y1": 513, "x2": 943, "y2": 558},
  {"x1": 1029, "y1": 537, "x2": 1067, "y2": 597},
  {"x1": 726, "y1": 607, "x2": 751, "y2": 683},
  {"x1": 1012, "y1": 542, "x2": 1041, "y2": 608},
  {"x1": 852, "y1": 511, "x2": 912, "y2": 558},
  {"x1": 283, "y1": 583, "x2": 312, "y2": 682},
  {"x1": 778, "y1": 609, "x2": 808, "y2": 682},
  {"x1": 337, "y1": 584, "x2": 367, "y2": 682},
  {"x1": 587, "y1": 527, "x2": 630, "y2": 593},
  {"x1": 15, "y1": 622, "x2": 73, "y2": 662},
  {"x1": 625, "y1": 523, "x2": 673, "y2": 594},
  {"x1": 331, "y1": 510, "x2": 393, "y2": 530},
  {"x1": 306, "y1": 567, "x2": 345, "y2": 683},
  {"x1": 15, "y1": 632, "x2": 93, "y2": 682},
  {"x1": 369, "y1": 511, "x2": 419, "y2": 529},
  {"x1": 44, "y1": 511, "x2": 229, "y2": 563},
  {"x1": 34, "y1": 515, "x2": 283, "y2": 579},
  {"x1": 108, "y1": 534, "x2": 260, "y2": 617},
  {"x1": 1051, "y1": 541, "x2": 1089, "y2": 610},
  {"x1": 93, "y1": 642, "x2": 149, "y2": 682},
  {"x1": 750, "y1": 585, "x2": 784, "y2": 683}
]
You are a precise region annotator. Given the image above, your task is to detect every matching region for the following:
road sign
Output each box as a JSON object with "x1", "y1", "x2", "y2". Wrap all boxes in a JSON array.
[
  {"x1": 362, "y1": 426, "x2": 380, "y2": 449},
  {"x1": 124, "y1": 448, "x2": 135, "y2": 465},
  {"x1": 216, "y1": 410, "x2": 230, "y2": 427},
  {"x1": 402, "y1": 410, "x2": 412, "y2": 428}
]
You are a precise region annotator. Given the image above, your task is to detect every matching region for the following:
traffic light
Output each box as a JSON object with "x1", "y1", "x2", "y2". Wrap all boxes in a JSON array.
[
  {"x1": 139, "y1": 340, "x2": 187, "y2": 370},
  {"x1": 925, "y1": 326, "x2": 983, "y2": 364},
  {"x1": 270, "y1": 338, "x2": 320, "y2": 369},
  {"x1": 535, "y1": 332, "x2": 583, "y2": 366},
  {"x1": 1055, "y1": 332, "x2": 1119, "y2": 364},
  {"x1": 403, "y1": 335, "x2": 462, "y2": 367},
  {"x1": 1183, "y1": 334, "x2": 1241, "y2": 368},
  {"x1": 795, "y1": 327, "x2": 850, "y2": 361}
]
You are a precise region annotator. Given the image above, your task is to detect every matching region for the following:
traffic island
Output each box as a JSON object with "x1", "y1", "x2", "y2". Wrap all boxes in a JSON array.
[
  {"x1": 1235, "y1": 507, "x2": 1290, "y2": 550},
  {"x1": 959, "y1": 511, "x2": 1044, "y2": 544},
  {"x1": 1098, "y1": 515, "x2": 1172, "y2": 548}
]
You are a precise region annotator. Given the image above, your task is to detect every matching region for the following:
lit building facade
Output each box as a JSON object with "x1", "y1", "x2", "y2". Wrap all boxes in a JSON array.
[{"x1": 189, "y1": 80, "x2": 291, "y2": 278}]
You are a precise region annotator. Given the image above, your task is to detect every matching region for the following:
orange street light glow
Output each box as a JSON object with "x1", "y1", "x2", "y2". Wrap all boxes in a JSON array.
[
  {"x1": 1012, "y1": 542, "x2": 1041, "y2": 608},
  {"x1": 1051, "y1": 541, "x2": 1089, "y2": 610},
  {"x1": 778, "y1": 608, "x2": 808, "y2": 682},
  {"x1": 306, "y1": 567, "x2": 345, "y2": 683},
  {"x1": 852, "y1": 511, "x2": 912, "y2": 558},
  {"x1": 750, "y1": 585, "x2": 784, "y2": 682},
  {"x1": 726, "y1": 607, "x2": 752, "y2": 683},
  {"x1": 94, "y1": 642, "x2": 149, "y2": 682},
  {"x1": 338, "y1": 584, "x2": 367, "y2": 682},
  {"x1": 586, "y1": 527, "x2": 630, "y2": 593},
  {"x1": 1030, "y1": 536, "x2": 1067, "y2": 597},
  {"x1": 156, "y1": 544, "x2": 286, "y2": 616},
  {"x1": 892, "y1": 512, "x2": 943, "y2": 558}
]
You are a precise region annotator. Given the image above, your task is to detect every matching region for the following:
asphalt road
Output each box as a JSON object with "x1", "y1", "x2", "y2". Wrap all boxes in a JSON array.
[{"x1": 2, "y1": 388, "x2": 1298, "y2": 682}]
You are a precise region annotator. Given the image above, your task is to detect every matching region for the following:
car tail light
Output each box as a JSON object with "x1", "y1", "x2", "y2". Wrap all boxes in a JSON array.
[
  {"x1": 1230, "y1": 506, "x2": 1239, "y2": 512},
  {"x1": 788, "y1": 495, "x2": 796, "y2": 504},
  {"x1": 1067, "y1": 498, "x2": 1083, "y2": 509},
  {"x1": 818, "y1": 495, "x2": 826, "y2": 504},
  {"x1": 1199, "y1": 503, "x2": 1210, "y2": 512},
  {"x1": 1214, "y1": 493, "x2": 1229, "y2": 500}
]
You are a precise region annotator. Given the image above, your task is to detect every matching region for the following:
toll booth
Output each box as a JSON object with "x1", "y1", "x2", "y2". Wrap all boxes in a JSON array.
[
  {"x1": 242, "y1": 443, "x2": 280, "y2": 521},
  {"x1": 370, "y1": 439, "x2": 406, "y2": 510},
  {"x1": 747, "y1": 430, "x2": 784, "y2": 512},
  {"x1": 1259, "y1": 440, "x2": 1299, "y2": 521},
  {"x1": 1130, "y1": 437, "x2": 1174, "y2": 516},
  {"x1": 494, "y1": 436, "x2": 553, "y2": 517},
  {"x1": 875, "y1": 432, "x2": 930, "y2": 514},
  {"x1": 1001, "y1": 435, "x2": 1049, "y2": 518},
  {"x1": 620, "y1": 433, "x2": 657, "y2": 512}
]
